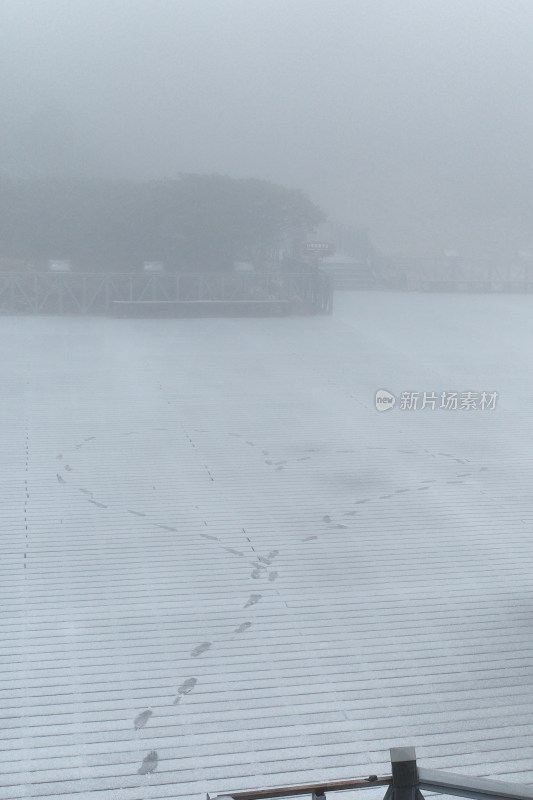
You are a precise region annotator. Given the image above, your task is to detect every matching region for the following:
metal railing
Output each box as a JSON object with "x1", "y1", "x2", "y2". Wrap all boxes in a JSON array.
[
  {"x1": 0, "y1": 270, "x2": 333, "y2": 315},
  {"x1": 207, "y1": 747, "x2": 533, "y2": 800},
  {"x1": 379, "y1": 257, "x2": 533, "y2": 292}
]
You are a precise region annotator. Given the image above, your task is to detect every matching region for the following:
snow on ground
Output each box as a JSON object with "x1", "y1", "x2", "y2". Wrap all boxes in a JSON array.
[{"x1": 2, "y1": 291, "x2": 533, "y2": 800}]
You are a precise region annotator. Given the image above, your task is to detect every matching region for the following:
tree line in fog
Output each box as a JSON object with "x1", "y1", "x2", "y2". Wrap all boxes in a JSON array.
[{"x1": 0, "y1": 174, "x2": 324, "y2": 271}]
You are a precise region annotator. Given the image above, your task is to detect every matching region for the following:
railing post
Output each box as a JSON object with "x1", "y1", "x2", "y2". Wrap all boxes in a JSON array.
[
  {"x1": 312, "y1": 791, "x2": 326, "y2": 799},
  {"x1": 390, "y1": 747, "x2": 418, "y2": 800}
]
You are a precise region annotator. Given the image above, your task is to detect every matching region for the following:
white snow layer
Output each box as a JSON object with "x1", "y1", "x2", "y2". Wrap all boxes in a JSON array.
[{"x1": 1, "y1": 291, "x2": 533, "y2": 800}]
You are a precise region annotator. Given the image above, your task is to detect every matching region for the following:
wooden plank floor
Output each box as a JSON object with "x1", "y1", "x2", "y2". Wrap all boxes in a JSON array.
[{"x1": 2, "y1": 293, "x2": 533, "y2": 799}]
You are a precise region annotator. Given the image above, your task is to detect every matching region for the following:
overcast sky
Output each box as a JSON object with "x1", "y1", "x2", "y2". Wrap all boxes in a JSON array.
[{"x1": 2, "y1": 0, "x2": 533, "y2": 253}]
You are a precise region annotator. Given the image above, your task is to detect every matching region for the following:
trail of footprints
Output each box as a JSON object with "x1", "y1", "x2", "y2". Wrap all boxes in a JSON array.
[
  {"x1": 54, "y1": 426, "x2": 284, "y2": 778},
  {"x1": 220, "y1": 433, "x2": 485, "y2": 495},
  {"x1": 231, "y1": 432, "x2": 320, "y2": 475},
  {"x1": 316, "y1": 448, "x2": 487, "y2": 528},
  {"x1": 55, "y1": 428, "x2": 487, "y2": 777}
]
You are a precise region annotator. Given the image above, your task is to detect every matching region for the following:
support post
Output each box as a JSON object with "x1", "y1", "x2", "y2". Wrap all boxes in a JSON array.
[{"x1": 390, "y1": 747, "x2": 418, "y2": 800}]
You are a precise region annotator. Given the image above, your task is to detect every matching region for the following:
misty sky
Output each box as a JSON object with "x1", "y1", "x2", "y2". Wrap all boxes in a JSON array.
[{"x1": 2, "y1": 0, "x2": 533, "y2": 253}]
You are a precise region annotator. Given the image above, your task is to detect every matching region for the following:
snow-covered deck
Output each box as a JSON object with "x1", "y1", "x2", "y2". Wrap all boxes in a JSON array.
[{"x1": 2, "y1": 291, "x2": 533, "y2": 800}]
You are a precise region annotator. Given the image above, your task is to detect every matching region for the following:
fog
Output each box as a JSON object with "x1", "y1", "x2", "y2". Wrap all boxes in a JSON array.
[
  {"x1": 4, "y1": 4, "x2": 533, "y2": 800},
  {"x1": 3, "y1": 0, "x2": 533, "y2": 252}
]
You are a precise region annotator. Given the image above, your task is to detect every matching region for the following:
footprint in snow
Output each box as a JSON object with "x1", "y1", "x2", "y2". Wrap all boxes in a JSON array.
[
  {"x1": 244, "y1": 594, "x2": 261, "y2": 608},
  {"x1": 174, "y1": 677, "x2": 197, "y2": 703},
  {"x1": 322, "y1": 515, "x2": 331, "y2": 523},
  {"x1": 275, "y1": 466, "x2": 284, "y2": 471},
  {"x1": 88, "y1": 499, "x2": 107, "y2": 508},
  {"x1": 251, "y1": 569, "x2": 262, "y2": 579},
  {"x1": 137, "y1": 750, "x2": 158, "y2": 775},
  {"x1": 334, "y1": 524, "x2": 348, "y2": 529},
  {"x1": 302, "y1": 535, "x2": 317, "y2": 541},
  {"x1": 134, "y1": 709, "x2": 152, "y2": 730},
  {"x1": 200, "y1": 533, "x2": 219, "y2": 541},
  {"x1": 267, "y1": 550, "x2": 279, "y2": 559},
  {"x1": 296, "y1": 457, "x2": 311, "y2": 461},
  {"x1": 269, "y1": 571, "x2": 278, "y2": 582},
  {"x1": 57, "y1": 474, "x2": 65, "y2": 484},
  {"x1": 156, "y1": 524, "x2": 177, "y2": 532},
  {"x1": 234, "y1": 622, "x2": 252, "y2": 634},
  {"x1": 84, "y1": 436, "x2": 96, "y2": 441},
  {"x1": 355, "y1": 499, "x2": 370, "y2": 504},
  {"x1": 225, "y1": 547, "x2": 244, "y2": 556},
  {"x1": 128, "y1": 509, "x2": 146, "y2": 517},
  {"x1": 64, "y1": 465, "x2": 72, "y2": 471},
  {"x1": 190, "y1": 642, "x2": 211, "y2": 657}
]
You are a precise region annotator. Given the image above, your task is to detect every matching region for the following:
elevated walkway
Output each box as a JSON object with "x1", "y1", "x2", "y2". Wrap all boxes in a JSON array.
[
  {"x1": 4, "y1": 294, "x2": 533, "y2": 799},
  {"x1": 0, "y1": 270, "x2": 332, "y2": 316}
]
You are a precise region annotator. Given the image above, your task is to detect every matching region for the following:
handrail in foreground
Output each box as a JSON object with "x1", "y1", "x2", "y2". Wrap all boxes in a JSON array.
[{"x1": 207, "y1": 746, "x2": 533, "y2": 800}]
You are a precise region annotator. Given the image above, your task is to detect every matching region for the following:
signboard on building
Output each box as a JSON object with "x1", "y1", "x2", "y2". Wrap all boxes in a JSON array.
[{"x1": 302, "y1": 241, "x2": 335, "y2": 258}]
